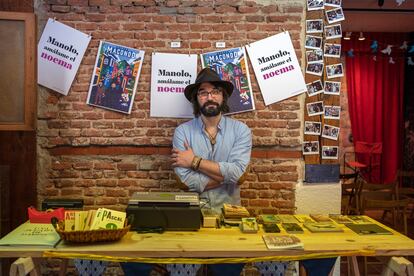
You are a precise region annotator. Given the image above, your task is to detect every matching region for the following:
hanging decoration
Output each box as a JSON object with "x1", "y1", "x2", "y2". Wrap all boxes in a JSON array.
[
  {"x1": 370, "y1": 40, "x2": 378, "y2": 53},
  {"x1": 347, "y1": 49, "x2": 354, "y2": 57},
  {"x1": 400, "y1": 41, "x2": 408, "y2": 50},
  {"x1": 389, "y1": 57, "x2": 395, "y2": 64},
  {"x1": 408, "y1": 57, "x2": 414, "y2": 66},
  {"x1": 381, "y1": 45, "x2": 393, "y2": 55},
  {"x1": 408, "y1": 45, "x2": 414, "y2": 53},
  {"x1": 396, "y1": 0, "x2": 406, "y2": 6}
]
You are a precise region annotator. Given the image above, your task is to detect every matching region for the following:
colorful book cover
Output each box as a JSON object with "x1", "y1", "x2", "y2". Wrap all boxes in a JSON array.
[
  {"x1": 201, "y1": 47, "x2": 255, "y2": 114},
  {"x1": 93, "y1": 208, "x2": 126, "y2": 230},
  {"x1": 64, "y1": 210, "x2": 77, "y2": 231},
  {"x1": 86, "y1": 41, "x2": 145, "y2": 114},
  {"x1": 262, "y1": 235, "x2": 303, "y2": 250}
]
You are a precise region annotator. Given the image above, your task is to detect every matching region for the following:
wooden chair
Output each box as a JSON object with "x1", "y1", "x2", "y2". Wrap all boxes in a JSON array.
[
  {"x1": 360, "y1": 181, "x2": 409, "y2": 235},
  {"x1": 341, "y1": 173, "x2": 363, "y2": 215},
  {"x1": 397, "y1": 170, "x2": 414, "y2": 218}
]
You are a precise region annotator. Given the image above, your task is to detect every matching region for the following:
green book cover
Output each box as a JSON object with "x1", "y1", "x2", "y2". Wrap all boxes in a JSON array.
[{"x1": 0, "y1": 221, "x2": 61, "y2": 247}]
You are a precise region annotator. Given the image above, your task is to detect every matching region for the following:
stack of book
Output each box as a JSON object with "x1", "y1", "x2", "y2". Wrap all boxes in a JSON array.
[
  {"x1": 64, "y1": 208, "x2": 126, "y2": 231},
  {"x1": 222, "y1": 204, "x2": 250, "y2": 226}
]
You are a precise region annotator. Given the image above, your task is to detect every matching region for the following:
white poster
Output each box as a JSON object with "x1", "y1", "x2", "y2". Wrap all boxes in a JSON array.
[
  {"x1": 150, "y1": 53, "x2": 197, "y2": 118},
  {"x1": 246, "y1": 32, "x2": 306, "y2": 105},
  {"x1": 38, "y1": 18, "x2": 91, "y2": 95}
]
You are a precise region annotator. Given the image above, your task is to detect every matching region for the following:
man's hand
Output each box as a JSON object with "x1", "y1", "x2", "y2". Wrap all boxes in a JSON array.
[{"x1": 171, "y1": 142, "x2": 195, "y2": 168}]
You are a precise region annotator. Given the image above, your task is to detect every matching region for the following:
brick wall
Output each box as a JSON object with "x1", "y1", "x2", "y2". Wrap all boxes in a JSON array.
[{"x1": 36, "y1": 0, "x2": 306, "y2": 215}]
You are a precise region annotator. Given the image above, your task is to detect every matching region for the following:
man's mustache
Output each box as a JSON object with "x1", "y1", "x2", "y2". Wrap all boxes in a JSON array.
[{"x1": 202, "y1": 101, "x2": 219, "y2": 108}]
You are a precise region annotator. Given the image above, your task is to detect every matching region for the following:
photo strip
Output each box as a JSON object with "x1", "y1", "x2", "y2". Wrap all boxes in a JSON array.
[
  {"x1": 306, "y1": 19, "x2": 323, "y2": 34},
  {"x1": 322, "y1": 146, "x2": 339, "y2": 159},
  {"x1": 305, "y1": 35, "x2": 323, "y2": 50},
  {"x1": 306, "y1": 101, "x2": 324, "y2": 116},
  {"x1": 326, "y1": 63, "x2": 344, "y2": 79},
  {"x1": 307, "y1": 0, "x2": 324, "y2": 11},
  {"x1": 306, "y1": 80, "x2": 324, "y2": 97},
  {"x1": 325, "y1": 0, "x2": 341, "y2": 7},
  {"x1": 303, "y1": 141, "x2": 320, "y2": 155},
  {"x1": 324, "y1": 105, "x2": 341, "y2": 120},
  {"x1": 324, "y1": 81, "x2": 341, "y2": 95},
  {"x1": 306, "y1": 49, "x2": 324, "y2": 64},
  {"x1": 306, "y1": 63, "x2": 324, "y2": 76},
  {"x1": 324, "y1": 43, "x2": 341, "y2": 58},
  {"x1": 325, "y1": 7, "x2": 345, "y2": 24},
  {"x1": 322, "y1": 124, "x2": 340, "y2": 140},
  {"x1": 304, "y1": 121, "x2": 322, "y2": 135},
  {"x1": 325, "y1": 24, "x2": 342, "y2": 40}
]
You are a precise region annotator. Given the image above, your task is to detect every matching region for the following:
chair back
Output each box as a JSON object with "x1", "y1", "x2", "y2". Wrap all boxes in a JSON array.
[{"x1": 354, "y1": 141, "x2": 382, "y2": 154}]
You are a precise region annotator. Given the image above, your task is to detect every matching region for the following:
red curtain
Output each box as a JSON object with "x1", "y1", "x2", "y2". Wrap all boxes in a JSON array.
[{"x1": 343, "y1": 33, "x2": 407, "y2": 183}]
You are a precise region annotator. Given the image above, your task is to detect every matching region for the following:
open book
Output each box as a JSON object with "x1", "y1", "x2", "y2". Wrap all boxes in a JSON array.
[
  {"x1": 0, "y1": 221, "x2": 61, "y2": 247},
  {"x1": 262, "y1": 234, "x2": 304, "y2": 250}
]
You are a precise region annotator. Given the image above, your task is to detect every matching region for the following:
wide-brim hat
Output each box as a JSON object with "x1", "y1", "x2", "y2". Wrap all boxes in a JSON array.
[{"x1": 184, "y1": 68, "x2": 234, "y2": 101}]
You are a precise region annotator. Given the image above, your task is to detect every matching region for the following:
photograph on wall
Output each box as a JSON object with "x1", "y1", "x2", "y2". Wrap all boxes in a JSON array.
[
  {"x1": 324, "y1": 43, "x2": 341, "y2": 58},
  {"x1": 303, "y1": 141, "x2": 320, "y2": 155},
  {"x1": 324, "y1": 81, "x2": 341, "y2": 95},
  {"x1": 325, "y1": 0, "x2": 341, "y2": 8},
  {"x1": 305, "y1": 35, "x2": 323, "y2": 50},
  {"x1": 324, "y1": 24, "x2": 342, "y2": 40},
  {"x1": 306, "y1": 80, "x2": 324, "y2": 97},
  {"x1": 322, "y1": 124, "x2": 340, "y2": 140},
  {"x1": 307, "y1": 0, "x2": 324, "y2": 11},
  {"x1": 38, "y1": 18, "x2": 91, "y2": 95},
  {"x1": 306, "y1": 20, "x2": 323, "y2": 34},
  {"x1": 322, "y1": 146, "x2": 339, "y2": 159},
  {"x1": 246, "y1": 32, "x2": 306, "y2": 105},
  {"x1": 86, "y1": 41, "x2": 145, "y2": 114},
  {"x1": 325, "y1": 7, "x2": 345, "y2": 24},
  {"x1": 306, "y1": 63, "x2": 324, "y2": 76},
  {"x1": 326, "y1": 63, "x2": 344, "y2": 79},
  {"x1": 150, "y1": 52, "x2": 197, "y2": 118},
  {"x1": 304, "y1": 121, "x2": 322, "y2": 135},
  {"x1": 306, "y1": 49, "x2": 324, "y2": 64},
  {"x1": 201, "y1": 47, "x2": 255, "y2": 114},
  {"x1": 306, "y1": 101, "x2": 324, "y2": 116},
  {"x1": 324, "y1": 105, "x2": 341, "y2": 120}
]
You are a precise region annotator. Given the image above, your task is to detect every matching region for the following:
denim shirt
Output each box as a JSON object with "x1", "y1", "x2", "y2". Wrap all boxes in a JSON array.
[{"x1": 173, "y1": 116, "x2": 252, "y2": 212}]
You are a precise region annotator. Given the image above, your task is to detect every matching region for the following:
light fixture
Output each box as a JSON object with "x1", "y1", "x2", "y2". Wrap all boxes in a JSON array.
[
  {"x1": 344, "y1": 32, "x2": 352, "y2": 40},
  {"x1": 358, "y1": 32, "x2": 365, "y2": 41}
]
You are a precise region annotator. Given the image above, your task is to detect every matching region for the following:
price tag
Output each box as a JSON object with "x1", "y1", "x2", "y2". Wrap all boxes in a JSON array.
[
  {"x1": 216, "y1": 42, "x2": 226, "y2": 48},
  {"x1": 170, "y1": 41, "x2": 181, "y2": 48}
]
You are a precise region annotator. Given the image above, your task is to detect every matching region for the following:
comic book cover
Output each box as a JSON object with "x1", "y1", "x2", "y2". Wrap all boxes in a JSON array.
[
  {"x1": 86, "y1": 41, "x2": 145, "y2": 114},
  {"x1": 200, "y1": 47, "x2": 255, "y2": 114}
]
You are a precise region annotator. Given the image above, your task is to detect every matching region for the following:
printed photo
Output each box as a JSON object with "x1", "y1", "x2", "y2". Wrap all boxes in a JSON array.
[
  {"x1": 306, "y1": 80, "x2": 324, "y2": 97},
  {"x1": 306, "y1": 101, "x2": 324, "y2": 116},
  {"x1": 306, "y1": 20, "x2": 323, "y2": 33},
  {"x1": 322, "y1": 124, "x2": 340, "y2": 140},
  {"x1": 325, "y1": 24, "x2": 342, "y2": 40},
  {"x1": 306, "y1": 49, "x2": 324, "y2": 64},
  {"x1": 303, "y1": 141, "x2": 320, "y2": 155},
  {"x1": 324, "y1": 105, "x2": 341, "y2": 120},
  {"x1": 86, "y1": 41, "x2": 145, "y2": 114},
  {"x1": 325, "y1": 7, "x2": 345, "y2": 24},
  {"x1": 307, "y1": 0, "x2": 324, "y2": 11},
  {"x1": 306, "y1": 63, "x2": 324, "y2": 76},
  {"x1": 304, "y1": 121, "x2": 322, "y2": 135},
  {"x1": 325, "y1": 0, "x2": 341, "y2": 7},
  {"x1": 324, "y1": 81, "x2": 341, "y2": 95},
  {"x1": 322, "y1": 146, "x2": 339, "y2": 159},
  {"x1": 305, "y1": 35, "x2": 323, "y2": 50},
  {"x1": 324, "y1": 43, "x2": 341, "y2": 58},
  {"x1": 326, "y1": 63, "x2": 344, "y2": 79}
]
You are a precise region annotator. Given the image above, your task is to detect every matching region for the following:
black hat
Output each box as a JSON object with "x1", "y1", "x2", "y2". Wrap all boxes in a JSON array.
[{"x1": 184, "y1": 68, "x2": 234, "y2": 101}]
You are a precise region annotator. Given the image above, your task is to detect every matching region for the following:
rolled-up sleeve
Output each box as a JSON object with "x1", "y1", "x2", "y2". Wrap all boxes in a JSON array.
[
  {"x1": 173, "y1": 125, "x2": 210, "y2": 193},
  {"x1": 218, "y1": 124, "x2": 252, "y2": 184}
]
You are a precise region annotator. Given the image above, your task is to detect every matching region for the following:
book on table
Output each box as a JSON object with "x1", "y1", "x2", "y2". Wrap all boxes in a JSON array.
[
  {"x1": 262, "y1": 234, "x2": 304, "y2": 250},
  {"x1": 303, "y1": 222, "x2": 344, "y2": 233},
  {"x1": 346, "y1": 223, "x2": 393, "y2": 235},
  {"x1": 0, "y1": 221, "x2": 61, "y2": 247}
]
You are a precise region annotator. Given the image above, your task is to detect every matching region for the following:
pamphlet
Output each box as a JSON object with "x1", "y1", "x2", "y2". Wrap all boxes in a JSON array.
[
  {"x1": 262, "y1": 235, "x2": 304, "y2": 250},
  {"x1": 303, "y1": 222, "x2": 344, "y2": 233}
]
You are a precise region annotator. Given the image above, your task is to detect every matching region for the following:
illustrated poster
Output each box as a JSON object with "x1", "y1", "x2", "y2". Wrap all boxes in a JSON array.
[
  {"x1": 86, "y1": 41, "x2": 145, "y2": 114},
  {"x1": 38, "y1": 18, "x2": 91, "y2": 95},
  {"x1": 246, "y1": 32, "x2": 307, "y2": 105},
  {"x1": 201, "y1": 47, "x2": 255, "y2": 114},
  {"x1": 150, "y1": 53, "x2": 197, "y2": 118}
]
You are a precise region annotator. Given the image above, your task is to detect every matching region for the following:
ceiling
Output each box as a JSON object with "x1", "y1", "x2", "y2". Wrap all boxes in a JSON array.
[{"x1": 342, "y1": 0, "x2": 414, "y2": 32}]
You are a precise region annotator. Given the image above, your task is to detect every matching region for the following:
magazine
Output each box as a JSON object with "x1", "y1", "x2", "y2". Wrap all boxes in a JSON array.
[
  {"x1": 303, "y1": 222, "x2": 344, "y2": 233},
  {"x1": 262, "y1": 235, "x2": 304, "y2": 250},
  {"x1": 0, "y1": 222, "x2": 61, "y2": 247}
]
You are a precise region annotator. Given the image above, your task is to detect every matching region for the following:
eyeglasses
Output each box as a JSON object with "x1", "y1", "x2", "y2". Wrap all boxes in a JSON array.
[{"x1": 197, "y1": 88, "x2": 222, "y2": 99}]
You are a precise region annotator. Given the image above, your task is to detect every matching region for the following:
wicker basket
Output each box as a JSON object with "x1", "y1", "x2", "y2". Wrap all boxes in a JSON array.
[{"x1": 53, "y1": 220, "x2": 130, "y2": 243}]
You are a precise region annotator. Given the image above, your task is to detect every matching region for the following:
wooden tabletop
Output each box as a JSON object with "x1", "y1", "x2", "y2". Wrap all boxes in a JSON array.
[{"x1": 1, "y1": 218, "x2": 414, "y2": 261}]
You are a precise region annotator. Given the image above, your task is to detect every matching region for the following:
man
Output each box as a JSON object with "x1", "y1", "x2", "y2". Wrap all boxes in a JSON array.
[{"x1": 170, "y1": 67, "x2": 251, "y2": 275}]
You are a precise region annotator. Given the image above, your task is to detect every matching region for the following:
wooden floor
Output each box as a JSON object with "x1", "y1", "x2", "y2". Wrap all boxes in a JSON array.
[{"x1": 340, "y1": 209, "x2": 414, "y2": 276}]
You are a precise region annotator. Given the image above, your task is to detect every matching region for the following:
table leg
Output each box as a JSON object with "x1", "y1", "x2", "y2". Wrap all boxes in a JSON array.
[{"x1": 349, "y1": 256, "x2": 361, "y2": 276}]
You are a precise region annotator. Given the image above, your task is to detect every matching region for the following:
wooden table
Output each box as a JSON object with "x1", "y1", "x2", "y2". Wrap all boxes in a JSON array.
[{"x1": 1, "y1": 217, "x2": 414, "y2": 275}]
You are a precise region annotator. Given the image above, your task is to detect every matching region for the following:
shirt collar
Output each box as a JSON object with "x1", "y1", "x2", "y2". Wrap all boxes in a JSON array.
[{"x1": 196, "y1": 115, "x2": 225, "y2": 132}]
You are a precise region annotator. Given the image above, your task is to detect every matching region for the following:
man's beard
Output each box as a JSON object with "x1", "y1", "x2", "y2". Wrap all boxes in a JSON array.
[{"x1": 200, "y1": 101, "x2": 223, "y2": 117}]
